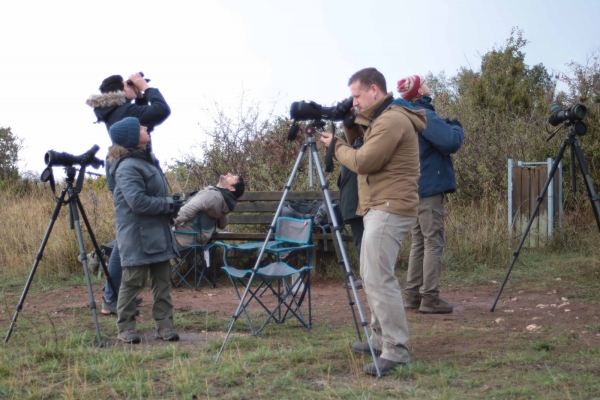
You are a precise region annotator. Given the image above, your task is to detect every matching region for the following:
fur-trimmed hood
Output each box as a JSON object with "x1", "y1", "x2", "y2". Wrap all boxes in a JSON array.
[
  {"x1": 107, "y1": 145, "x2": 129, "y2": 163},
  {"x1": 86, "y1": 91, "x2": 129, "y2": 124},
  {"x1": 86, "y1": 91, "x2": 128, "y2": 109}
]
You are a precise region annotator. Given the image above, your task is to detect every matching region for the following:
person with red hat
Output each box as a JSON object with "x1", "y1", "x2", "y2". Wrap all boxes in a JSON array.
[{"x1": 397, "y1": 74, "x2": 464, "y2": 314}]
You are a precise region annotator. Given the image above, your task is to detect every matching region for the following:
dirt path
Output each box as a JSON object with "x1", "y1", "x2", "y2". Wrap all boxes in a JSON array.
[{"x1": 2, "y1": 280, "x2": 599, "y2": 351}]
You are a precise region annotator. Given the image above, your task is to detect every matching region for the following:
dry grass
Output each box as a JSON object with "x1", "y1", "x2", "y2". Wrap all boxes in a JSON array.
[{"x1": 0, "y1": 180, "x2": 115, "y2": 279}]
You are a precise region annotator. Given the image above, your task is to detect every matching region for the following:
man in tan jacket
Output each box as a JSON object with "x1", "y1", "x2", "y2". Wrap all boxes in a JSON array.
[{"x1": 320, "y1": 68, "x2": 426, "y2": 376}]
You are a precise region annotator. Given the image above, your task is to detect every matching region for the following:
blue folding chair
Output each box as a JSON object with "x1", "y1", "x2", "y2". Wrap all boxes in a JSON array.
[
  {"x1": 171, "y1": 215, "x2": 217, "y2": 290},
  {"x1": 219, "y1": 217, "x2": 314, "y2": 335}
]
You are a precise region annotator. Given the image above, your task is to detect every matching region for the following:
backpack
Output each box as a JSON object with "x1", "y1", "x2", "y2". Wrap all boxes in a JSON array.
[{"x1": 281, "y1": 199, "x2": 343, "y2": 250}]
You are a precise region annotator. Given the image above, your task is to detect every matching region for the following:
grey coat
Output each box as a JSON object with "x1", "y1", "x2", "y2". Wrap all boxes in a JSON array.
[
  {"x1": 173, "y1": 186, "x2": 232, "y2": 247},
  {"x1": 108, "y1": 146, "x2": 179, "y2": 267}
]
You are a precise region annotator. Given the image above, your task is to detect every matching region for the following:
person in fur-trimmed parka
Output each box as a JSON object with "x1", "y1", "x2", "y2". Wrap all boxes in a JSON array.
[{"x1": 108, "y1": 117, "x2": 180, "y2": 344}]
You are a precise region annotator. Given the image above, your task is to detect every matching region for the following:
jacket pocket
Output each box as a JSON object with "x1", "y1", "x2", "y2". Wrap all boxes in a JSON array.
[{"x1": 139, "y1": 220, "x2": 167, "y2": 255}]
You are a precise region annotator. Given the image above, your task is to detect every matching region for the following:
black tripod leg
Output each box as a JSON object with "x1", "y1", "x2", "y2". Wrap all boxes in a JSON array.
[
  {"x1": 5, "y1": 188, "x2": 69, "y2": 343},
  {"x1": 572, "y1": 140, "x2": 600, "y2": 231},
  {"x1": 75, "y1": 197, "x2": 117, "y2": 293},
  {"x1": 491, "y1": 140, "x2": 569, "y2": 311},
  {"x1": 70, "y1": 193, "x2": 103, "y2": 347}
]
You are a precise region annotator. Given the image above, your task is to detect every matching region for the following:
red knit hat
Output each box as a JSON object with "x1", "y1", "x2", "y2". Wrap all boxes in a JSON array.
[{"x1": 397, "y1": 75, "x2": 422, "y2": 100}]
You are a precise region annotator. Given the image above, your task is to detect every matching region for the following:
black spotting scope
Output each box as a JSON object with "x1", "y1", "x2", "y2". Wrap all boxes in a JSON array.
[{"x1": 548, "y1": 104, "x2": 587, "y2": 126}]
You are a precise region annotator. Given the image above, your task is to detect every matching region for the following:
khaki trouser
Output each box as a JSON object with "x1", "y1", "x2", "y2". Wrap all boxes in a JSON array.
[
  {"x1": 361, "y1": 209, "x2": 416, "y2": 363},
  {"x1": 117, "y1": 260, "x2": 174, "y2": 332},
  {"x1": 406, "y1": 194, "x2": 445, "y2": 301}
]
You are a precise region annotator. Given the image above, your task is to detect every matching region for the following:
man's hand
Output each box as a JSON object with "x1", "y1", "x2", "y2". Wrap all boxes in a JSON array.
[
  {"x1": 128, "y1": 73, "x2": 150, "y2": 93},
  {"x1": 319, "y1": 132, "x2": 333, "y2": 148}
]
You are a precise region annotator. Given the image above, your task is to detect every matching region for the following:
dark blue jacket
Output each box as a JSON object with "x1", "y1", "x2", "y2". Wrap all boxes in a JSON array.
[
  {"x1": 411, "y1": 99, "x2": 464, "y2": 198},
  {"x1": 86, "y1": 88, "x2": 171, "y2": 191}
]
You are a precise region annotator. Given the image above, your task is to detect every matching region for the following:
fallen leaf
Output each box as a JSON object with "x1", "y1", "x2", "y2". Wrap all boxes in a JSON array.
[
  {"x1": 503, "y1": 310, "x2": 514, "y2": 313},
  {"x1": 532, "y1": 317, "x2": 541, "y2": 320},
  {"x1": 555, "y1": 278, "x2": 561, "y2": 281},
  {"x1": 495, "y1": 318, "x2": 504, "y2": 323},
  {"x1": 536, "y1": 304, "x2": 548, "y2": 308},
  {"x1": 526, "y1": 324, "x2": 541, "y2": 331},
  {"x1": 564, "y1": 309, "x2": 571, "y2": 312},
  {"x1": 561, "y1": 297, "x2": 569, "y2": 301}
]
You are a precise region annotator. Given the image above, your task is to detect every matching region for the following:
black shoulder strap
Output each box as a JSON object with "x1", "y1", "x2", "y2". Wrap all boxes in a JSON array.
[{"x1": 368, "y1": 96, "x2": 394, "y2": 129}]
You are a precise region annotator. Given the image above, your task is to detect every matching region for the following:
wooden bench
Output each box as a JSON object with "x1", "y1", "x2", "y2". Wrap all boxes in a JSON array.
[{"x1": 213, "y1": 190, "x2": 353, "y2": 252}]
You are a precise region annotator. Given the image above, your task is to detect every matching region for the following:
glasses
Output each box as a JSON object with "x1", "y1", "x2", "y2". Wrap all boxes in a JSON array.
[{"x1": 419, "y1": 80, "x2": 427, "y2": 88}]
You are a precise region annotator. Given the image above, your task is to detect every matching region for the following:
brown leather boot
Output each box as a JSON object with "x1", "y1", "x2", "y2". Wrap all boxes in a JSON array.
[
  {"x1": 403, "y1": 293, "x2": 421, "y2": 310},
  {"x1": 419, "y1": 297, "x2": 453, "y2": 314}
]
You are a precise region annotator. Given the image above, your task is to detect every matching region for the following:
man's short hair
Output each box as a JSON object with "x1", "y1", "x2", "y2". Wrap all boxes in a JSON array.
[
  {"x1": 99, "y1": 75, "x2": 124, "y2": 93},
  {"x1": 233, "y1": 175, "x2": 245, "y2": 199},
  {"x1": 348, "y1": 68, "x2": 387, "y2": 93}
]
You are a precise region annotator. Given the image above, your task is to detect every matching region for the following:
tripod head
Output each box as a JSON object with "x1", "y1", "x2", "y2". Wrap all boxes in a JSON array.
[{"x1": 305, "y1": 120, "x2": 327, "y2": 138}]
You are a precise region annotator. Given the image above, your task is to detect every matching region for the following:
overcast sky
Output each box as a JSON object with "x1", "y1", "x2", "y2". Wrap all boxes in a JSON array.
[{"x1": 1, "y1": 0, "x2": 599, "y2": 176}]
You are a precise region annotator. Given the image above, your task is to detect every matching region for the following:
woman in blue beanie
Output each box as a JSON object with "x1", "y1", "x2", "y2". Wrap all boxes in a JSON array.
[{"x1": 108, "y1": 117, "x2": 180, "y2": 343}]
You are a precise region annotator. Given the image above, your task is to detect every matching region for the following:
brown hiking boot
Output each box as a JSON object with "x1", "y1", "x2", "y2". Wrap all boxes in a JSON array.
[
  {"x1": 118, "y1": 329, "x2": 141, "y2": 344},
  {"x1": 351, "y1": 342, "x2": 381, "y2": 356},
  {"x1": 364, "y1": 357, "x2": 409, "y2": 376},
  {"x1": 419, "y1": 298, "x2": 453, "y2": 314},
  {"x1": 404, "y1": 293, "x2": 421, "y2": 310},
  {"x1": 156, "y1": 327, "x2": 180, "y2": 342}
]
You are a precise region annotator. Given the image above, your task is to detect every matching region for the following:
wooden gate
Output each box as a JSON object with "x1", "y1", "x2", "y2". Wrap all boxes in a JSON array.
[{"x1": 508, "y1": 159, "x2": 562, "y2": 247}]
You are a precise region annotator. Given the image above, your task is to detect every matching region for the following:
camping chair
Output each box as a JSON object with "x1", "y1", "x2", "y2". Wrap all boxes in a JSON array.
[
  {"x1": 219, "y1": 217, "x2": 314, "y2": 335},
  {"x1": 171, "y1": 215, "x2": 217, "y2": 290}
]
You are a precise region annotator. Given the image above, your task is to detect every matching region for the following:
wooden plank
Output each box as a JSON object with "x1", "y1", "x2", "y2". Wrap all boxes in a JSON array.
[
  {"x1": 234, "y1": 202, "x2": 280, "y2": 213},
  {"x1": 512, "y1": 164, "x2": 521, "y2": 239},
  {"x1": 538, "y1": 165, "x2": 549, "y2": 246},
  {"x1": 228, "y1": 214, "x2": 274, "y2": 225},
  {"x1": 239, "y1": 191, "x2": 339, "y2": 202},
  {"x1": 529, "y1": 167, "x2": 540, "y2": 248}
]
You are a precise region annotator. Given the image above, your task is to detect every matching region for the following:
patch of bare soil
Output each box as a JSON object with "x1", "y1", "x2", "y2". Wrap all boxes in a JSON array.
[{"x1": 2, "y1": 280, "x2": 600, "y2": 353}]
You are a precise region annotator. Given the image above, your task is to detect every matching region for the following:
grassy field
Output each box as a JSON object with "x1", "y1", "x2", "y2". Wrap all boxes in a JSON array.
[
  {"x1": 1, "y1": 245, "x2": 599, "y2": 400},
  {"x1": 1, "y1": 184, "x2": 599, "y2": 398}
]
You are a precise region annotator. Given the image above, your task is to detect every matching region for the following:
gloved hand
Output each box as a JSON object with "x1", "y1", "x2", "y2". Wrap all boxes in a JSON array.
[
  {"x1": 444, "y1": 117, "x2": 463, "y2": 128},
  {"x1": 172, "y1": 195, "x2": 184, "y2": 217}
]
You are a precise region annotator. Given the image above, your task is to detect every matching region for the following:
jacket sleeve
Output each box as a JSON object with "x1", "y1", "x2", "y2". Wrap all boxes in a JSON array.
[
  {"x1": 334, "y1": 113, "x2": 403, "y2": 175},
  {"x1": 217, "y1": 215, "x2": 228, "y2": 229},
  {"x1": 421, "y1": 110, "x2": 464, "y2": 155},
  {"x1": 116, "y1": 162, "x2": 171, "y2": 215},
  {"x1": 173, "y1": 194, "x2": 208, "y2": 226},
  {"x1": 126, "y1": 88, "x2": 171, "y2": 128}
]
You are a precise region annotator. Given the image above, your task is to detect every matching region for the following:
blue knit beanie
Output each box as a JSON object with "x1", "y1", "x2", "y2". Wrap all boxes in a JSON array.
[{"x1": 109, "y1": 117, "x2": 140, "y2": 148}]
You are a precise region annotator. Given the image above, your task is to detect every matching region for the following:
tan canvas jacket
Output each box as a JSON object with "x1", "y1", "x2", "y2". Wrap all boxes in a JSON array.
[{"x1": 334, "y1": 93, "x2": 426, "y2": 217}]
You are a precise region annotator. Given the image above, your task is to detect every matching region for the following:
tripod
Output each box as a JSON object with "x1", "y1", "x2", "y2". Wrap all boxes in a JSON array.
[
  {"x1": 5, "y1": 166, "x2": 116, "y2": 347},
  {"x1": 491, "y1": 122, "x2": 600, "y2": 311},
  {"x1": 215, "y1": 121, "x2": 383, "y2": 378}
]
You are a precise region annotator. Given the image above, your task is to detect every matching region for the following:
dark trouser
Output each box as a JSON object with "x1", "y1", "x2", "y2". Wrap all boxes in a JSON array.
[
  {"x1": 347, "y1": 217, "x2": 364, "y2": 257},
  {"x1": 105, "y1": 243, "x2": 121, "y2": 304},
  {"x1": 116, "y1": 261, "x2": 174, "y2": 332}
]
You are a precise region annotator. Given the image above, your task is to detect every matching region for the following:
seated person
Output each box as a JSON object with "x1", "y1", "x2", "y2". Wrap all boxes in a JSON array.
[{"x1": 173, "y1": 173, "x2": 245, "y2": 247}]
